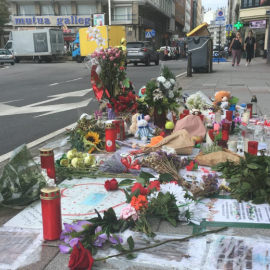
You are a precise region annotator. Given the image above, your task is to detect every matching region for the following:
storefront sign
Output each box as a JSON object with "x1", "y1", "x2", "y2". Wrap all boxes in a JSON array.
[
  {"x1": 12, "y1": 16, "x2": 91, "y2": 27},
  {"x1": 93, "y1": 14, "x2": 105, "y2": 26},
  {"x1": 249, "y1": 20, "x2": 266, "y2": 29}
]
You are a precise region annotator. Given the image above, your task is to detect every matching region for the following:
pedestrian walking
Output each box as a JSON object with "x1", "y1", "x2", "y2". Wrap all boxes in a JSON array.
[
  {"x1": 244, "y1": 30, "x2": 256, "y2": 66},
  {"x1": 164, "y1": 46, "x2": 168, "y2": 61},
  {"x1": 175, "y1": 44, "x2": 180, "y2": 60},
  {"x1": 229, "y1": 32, "x2": 243, "y2": 67}
]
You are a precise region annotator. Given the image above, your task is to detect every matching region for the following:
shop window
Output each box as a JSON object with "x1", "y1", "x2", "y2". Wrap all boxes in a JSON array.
[
  {"x1": 18, "y1": 4, "x2": 35, "y2": 16},
  {"x1": 60, "y1": 4, "x2": 72, "y2": 16},
  {"x1": 112, "y1": 6, "x2": 132, "y2": 21},
  {"x1": 41, "y1": 4, "x2": 54, "y2": 15},
  {"x1": 77, "y1": 4, "x2": 96, "y2": 15}
]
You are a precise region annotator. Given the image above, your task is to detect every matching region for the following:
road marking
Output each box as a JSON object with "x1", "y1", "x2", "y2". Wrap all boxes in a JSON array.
[
  {"x1": 2, "y1": 99, "x2": 24, "y2": 104},
  {"x1": 0, "y1": 122, "x2": 77, "y2": 163},
  {"x1": 176, "y1": 72, "x2": 187, "y2": 78},
  {"x1": 49, "y1": 77, "x2": 82, "y2": 86},
  {"x1": 0, "y1": 88, "x2": 93, "y2": 117}
]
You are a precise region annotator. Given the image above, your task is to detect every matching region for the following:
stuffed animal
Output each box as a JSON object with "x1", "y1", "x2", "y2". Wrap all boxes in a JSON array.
[
  {"x1": 138, "y1": 86, "x2": 147, "y2": 98},
  {"x1": 214, "y1": 91, "x2": 231, "y2": 109},
  {"x1": 134, "y1": 114, "x2": 154, "y2": 141},
  {"x1": 129, "y1": 113, "x2": 140, "y2": 135}
]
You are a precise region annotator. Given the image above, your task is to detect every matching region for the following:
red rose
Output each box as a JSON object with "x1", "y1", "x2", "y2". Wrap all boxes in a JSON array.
[
  {"x1": 148, "y1": 180, "x2": 160, "y2": 191},
  {"x1": 120, "y1": 66, "x2": 125, "y2": 71},
  {"x1": 68, "y1": 241, "x2": 94, "y2": 270},
  {"x1": 107, "y1": 103, "x2": 112, "y2": 109},
  {"x1": 131, "y1": 183, "x2": 149, "y2": 196},
  {"x1": 104, "y1": 178, "x2": 118, "y2": 191},
  {"x1": 170, "y1": 181, "x2": 178, "y2": 185},
  {"x1": 160, "y1": 131, "x2": 166, "y2": 137}
]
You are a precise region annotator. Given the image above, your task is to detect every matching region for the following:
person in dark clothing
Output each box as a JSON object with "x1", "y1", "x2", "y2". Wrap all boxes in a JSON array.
[
  {"x1": 244, "y1": 30, "x2": 256, "y2": 66},
  {"x1": 229, "y1": 32, "x2": 243, "y2": 66}
]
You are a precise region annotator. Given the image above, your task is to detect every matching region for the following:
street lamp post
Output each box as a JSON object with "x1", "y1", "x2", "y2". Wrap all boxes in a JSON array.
[{"x1": 108, "y1": 0, "x2": 111, "y2": 25}]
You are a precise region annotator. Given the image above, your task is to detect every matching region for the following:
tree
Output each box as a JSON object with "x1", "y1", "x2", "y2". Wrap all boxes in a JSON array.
[{"x1": 0, "y1": 0, "x2": 10, "y2": 44}]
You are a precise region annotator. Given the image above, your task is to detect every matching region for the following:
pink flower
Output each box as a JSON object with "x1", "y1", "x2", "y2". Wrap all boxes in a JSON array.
[
  {"x1": 110, "y1": 56, "x2": 115, "y2": 61},
  {"x1": 114, "y1": 63, "x2": 117, "y2": 67},
  {"x1": 120, "y1": 204, "x2": 138, "y2": 221},
  {"x1": 102, "y1": 56, "x2": 106, "y2": 59},
  {"x1": 116, "y1": 53, "x2": 120, "y2": 58},
  {"x1": 92, "y1": 53, "x2": 97, "y2": 58}
]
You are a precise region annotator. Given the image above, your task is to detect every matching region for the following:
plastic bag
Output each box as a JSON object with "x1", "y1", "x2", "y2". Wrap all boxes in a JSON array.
[{"x1": 0, "y1": 144, "x2": 46, "y2": 206}]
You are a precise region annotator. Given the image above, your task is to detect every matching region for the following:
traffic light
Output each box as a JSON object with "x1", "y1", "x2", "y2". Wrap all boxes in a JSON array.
[{"x1": 234, "y1": 21, "x2": 243, "y2": 30}]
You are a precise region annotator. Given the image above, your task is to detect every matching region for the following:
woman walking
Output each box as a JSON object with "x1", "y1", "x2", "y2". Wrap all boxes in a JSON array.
[
  {"x1": 244, "y1": 30, "x2": 256, "y2": 66},
  {"x1": 229, "y1": 32, "x2": 243, "y2": 66}
]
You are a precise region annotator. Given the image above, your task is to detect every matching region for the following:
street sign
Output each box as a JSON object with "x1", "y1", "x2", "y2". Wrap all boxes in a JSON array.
[
  {"x1": 226, "y1": 31, "x2": 232, "y2": 37},
  {"x1": 216, "y1": 19, "x2": 225, "y2": 25},
  {"x1": 234, "y1": 21, "x2": 243, "y2": 30},
  {"x1": 145, "y1": 31, "x2": 152, "y2": 38},
  {"x1": 216, "y1": 9, "x2": 225, "y2": 20},
  {"x1": 226, "y1": 24, "x2": 233, "y2": 31},
  {"x1": 151, "y1": 29, "x2": 155, "y2": 37}
]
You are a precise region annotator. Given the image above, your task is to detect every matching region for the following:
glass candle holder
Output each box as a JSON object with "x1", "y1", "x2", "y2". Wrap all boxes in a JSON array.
[
  {"x1": 247, "y1": 103, "x2": 253, "y2": 118},
  {"x1": 228, "y1": 140, "x2": 237, "y2": 152},
  {"x1": 183, "y1": 109, "x2": 190, "y2": 115},
  {"x1": 248, "y1": 141, "x2": 258, "y2": 155},
  {"x1": 242, "y1": 109, "x2": 251, "y2": 124},
  {"x1": 222, "y1": 123, "x2": 230, "y2": 141},
  {"x1": 215, "y1": 112, "x2": 221, "y2": 123},
  {"x1": 244, "y1": 129, "x2": 254, "y2": 152},
  {"x1": 180, "y1": 113, "x2": 187, "y2": 119},
  {"x1": 226, "y1": 110, "x2": 233, "y2": 121},
  {"x1": 105, "y1": 123, "x2": 116, "y2": 152}
]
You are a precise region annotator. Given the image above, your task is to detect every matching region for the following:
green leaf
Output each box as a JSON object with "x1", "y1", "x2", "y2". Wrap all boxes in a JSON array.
[
  {"x1": 265, "y1": 178, "x2": 270, "y2": 187},
  {"x1": 159, "y1": 173, "x2": 173, "y2": 182},
  {"x1": 241, "y1": 182, "x2": 252, "y2": 190},
  {"x1": 252, "y1": 197, "x2": 266, "y2": 204},
  {"x1": 227, "y1": 178, "x2": 241, "y2": 183},
  {"x1": 167, "y1": 217, "x2": 177, "y2": 226},
  {"x1": 139, "y1": 171, "x2": 155, "y2": 180},
  {"x1": 136, "y1": 178, "x2": 145, "y2": 186},
  {"x1": 94, "y1": 209, "x2": 102, "y2": 221},
  {"x1": 118, "y1": 179, "x2": 134, "y2": 187},
  {"x1": 130, "y1": 188, "x2": 140, "y2": 198},
  {"x1": 124, "y1": 189, "x2": 131, "y2": 203},
  {"x1": 247, "y1": 164, "x2": 258, "y2": 170},
  {"x1": 122, "y1": 78, "x2": 130, "y2": 88},
  {"x1": 127, "y1": 236, "x2": 135, "y2": 251},
  {"x1": 126, "y1": 253, "x2": 137, "y2": 260}
]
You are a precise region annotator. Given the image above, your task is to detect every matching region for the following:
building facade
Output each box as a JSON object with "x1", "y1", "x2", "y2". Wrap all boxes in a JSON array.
[
  {"x1": 5, "y1": 0, "x2": 175, "y2": 49},
  {"x1": 184, "y1": 0, "x2": 192, "y2": 32},
  {"x1": 239, "y1": 0, "x2": 270, "y2": 57}
]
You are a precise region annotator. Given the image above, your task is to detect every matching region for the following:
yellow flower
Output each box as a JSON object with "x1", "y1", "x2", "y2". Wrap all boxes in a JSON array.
[{"x1": 84, "y1": 131, "x2": 101, "y2": 153}]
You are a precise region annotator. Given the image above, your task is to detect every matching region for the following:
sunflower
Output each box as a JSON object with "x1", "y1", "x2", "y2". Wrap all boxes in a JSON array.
[{"x1": 84, "y1": 131, "x2": 101, "y2": 153}]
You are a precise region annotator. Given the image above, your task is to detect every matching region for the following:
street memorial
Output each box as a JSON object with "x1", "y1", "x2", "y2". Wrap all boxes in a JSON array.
[{"x1": 1, "y1": 26, "x2": 270, "y2": 269}]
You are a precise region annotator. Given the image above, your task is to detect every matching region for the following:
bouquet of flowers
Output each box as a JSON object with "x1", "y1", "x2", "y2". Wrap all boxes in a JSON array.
[
  {"x1": 186, "y1": 92, "x2": 208, "y2": 112},
  {"x1": 67, "y1": 115, "x2": 105, "y2": 154},
  {"x1": 110, "y1": 91, "x2": 138, "y2": 115},
  {"x1": 144, "y1": 66, "x2": 182, "y2": 115},
  {"x1": 89, "y1": 46, "x2": 129, "y2": 99}
]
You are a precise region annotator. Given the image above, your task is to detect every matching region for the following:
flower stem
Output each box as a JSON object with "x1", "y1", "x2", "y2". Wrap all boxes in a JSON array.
[{"x1": 95, "y1": 226, "x2": 227, "y2": 261}]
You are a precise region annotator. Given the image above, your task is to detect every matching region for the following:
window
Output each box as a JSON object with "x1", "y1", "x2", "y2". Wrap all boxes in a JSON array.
[
  {"x1": 59, "y1": 4, "x2": 72, "y2": 15},
  {"x1": 113, "y1": 6, "x2": 132, "y2": 21},
  {"x1": 77, "y1": 4, "x2": 96, "y2": 15},
  {"x1": 18, "y1": 4, "x2": 35, "y2": 16},
  {"x1": 41, "y1": 4, "x2": 54, "y2": 15},
  {"x1": 58, "y1": 34, "x2": 64, "y2": 43}
]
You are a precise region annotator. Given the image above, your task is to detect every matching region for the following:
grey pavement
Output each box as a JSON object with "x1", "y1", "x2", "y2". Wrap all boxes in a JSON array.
[{"x1": 1, "y1": 57, "x2": 270, "y2": 269}]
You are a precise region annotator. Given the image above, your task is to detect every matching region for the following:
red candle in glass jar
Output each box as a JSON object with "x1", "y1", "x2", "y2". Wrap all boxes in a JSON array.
[
  {"x1": 40, "y1": 187, "x2": 62, "y2": 240},
  {"x1": 40, "y1": 148, "x2": 56, "y2": 182},
  {"x1": 199, "y1": 115, "x2": 204, "y2": 122},
  {"x1": 119, "y1": 120, "x2": 125, "y2": 140},
  {"x1": 217, "y1": 139, "x2": 228, "y2": 149},
  {"x1": 226, "y1": 110, "x2": 233, "y2": 121},
  {"x1": 248, "y1": 141, "x2": 258, "y2": 155},
  {"x1": 183, "y1": 109, "x2": 190, "y2": 115},
  {"x1": 222, "y1": 123, "x2": 230, "y2": 141},
  {"x1": 247, "y1": 103, "x2": 253, "y2": 118},
  {"x1": 112, "y1": 120, "x2": 121, "y2": 141},
  {"x1": 105, "y1": 123, "x2": 116, "y2": 152},
  {"x1": 180, "y1": 113, "x2": 187, "y2": 119}
]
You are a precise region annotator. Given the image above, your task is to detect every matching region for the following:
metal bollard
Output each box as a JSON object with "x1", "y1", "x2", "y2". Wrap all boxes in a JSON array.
[{"x1": 187, "y1": 52, "x2": 192, "y2": 77}]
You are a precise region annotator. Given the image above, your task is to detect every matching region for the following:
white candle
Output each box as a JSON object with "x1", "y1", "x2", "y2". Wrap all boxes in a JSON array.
[
  {"x1": 242, "y1": 111, "x2": 250, "y2": 124},
  {"x1": 215, "y1": 112, "x2": 221, "y2": 123},
  {"x1": 228, "y1": 141, "x2": 237, "y2": 152},
  {"x1": 206, "y1": 131, "x2": 213, "y2": 146}
]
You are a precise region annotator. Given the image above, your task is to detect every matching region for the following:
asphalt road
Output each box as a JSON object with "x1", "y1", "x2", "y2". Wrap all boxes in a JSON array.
[{"x1": 0, "y1": 59, "x2": 187, "y2": 156}]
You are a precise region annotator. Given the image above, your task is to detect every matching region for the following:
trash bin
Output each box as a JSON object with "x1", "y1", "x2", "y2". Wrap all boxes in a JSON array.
[{"x1": 186, "y1": 36, "x2": 213, "y2": 73}]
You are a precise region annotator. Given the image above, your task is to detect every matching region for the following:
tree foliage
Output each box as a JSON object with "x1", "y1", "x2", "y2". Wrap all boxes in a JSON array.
[{"x1": 0, "y1": 0, "x2": 10, "y2": 30}]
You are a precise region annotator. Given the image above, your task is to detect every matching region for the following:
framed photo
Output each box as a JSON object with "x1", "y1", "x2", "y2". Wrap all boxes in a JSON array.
[{"x1": 93, "y1": 14, "x2": 105, "y2": 26}]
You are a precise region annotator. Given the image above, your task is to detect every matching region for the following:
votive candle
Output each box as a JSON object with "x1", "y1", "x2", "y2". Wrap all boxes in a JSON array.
[
  {"x1": 222, "y1": 123, "x2": 230, "y2": 141},
  {"x1": 214, "y1": 123, "x2": 220, "y2": 131},
  {"x1": 183, "y1": 109, "x2": 190, "y2": 115},
  {"x1": 247, "y1": 103, "x2": 253, "y2": 118},
  {"x1": 215, "y1": 112, "x2": 221, "y2": 123},
  {"x1": 248, "y1": 141, "x2": 258, "y2": 155},
  {"x1": 228, "y1": 141, "x2": 237, "y2": 152},
  {"x1": 242, "y1": 109, "x2": 250, "y2": 124},
  {"x1": 226, "y1": 110, "x2": 233, "y2": 121}
]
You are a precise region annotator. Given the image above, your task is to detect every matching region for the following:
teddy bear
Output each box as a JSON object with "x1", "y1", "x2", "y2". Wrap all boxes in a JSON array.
[
  {"x1": 214, "y1": 91, "x2": 231, "y2": 110},
  {"x1": 134, "y1": 114, "x2": 155, "y2": 141}
]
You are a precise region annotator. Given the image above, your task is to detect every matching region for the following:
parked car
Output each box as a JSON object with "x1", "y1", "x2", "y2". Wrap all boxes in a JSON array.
[
  {"x1": 126, "y1": 41, "x2": 159, "y2": 66},
  {"x1": 212, "y1": 44, "x2": 223, "y2": 58},
  {"x1": 0, "y1": 49, "x2": 14, "y2": 65}
]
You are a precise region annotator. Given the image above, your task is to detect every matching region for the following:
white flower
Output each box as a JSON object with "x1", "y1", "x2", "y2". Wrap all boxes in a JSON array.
[
  {"x1": 170, "y1": 78, "x2": 176, "y2": 85},
  {"x1": 161, "y1": 146, "x2": 176, "y2": 155},
  {"x1": 186, "y1": 93, "x2": 206, "y2": 111},
  {"x1": 157, "y1": 76, "x2": 166, "y2": 83},
  {"x1": 160, "y1": 183, "x2": 187, "y2": 204},
  {"x1": 163, "y1": 80, "x2": 172, "y2": 90},
  {"x1": 147, "y1": 191, "x2": 159, "y2": 202},
  {"x1": 153, "y1": 89, "x2": 163, "y2": 101},
  {"x1": 168, "y1": 90, "x2": 174, "y2": 98}
]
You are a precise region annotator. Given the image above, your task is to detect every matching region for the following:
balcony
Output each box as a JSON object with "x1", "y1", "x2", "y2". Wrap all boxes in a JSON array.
[{"x1": 239, "y1": 4, "x2": 270, "y2": 21}]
